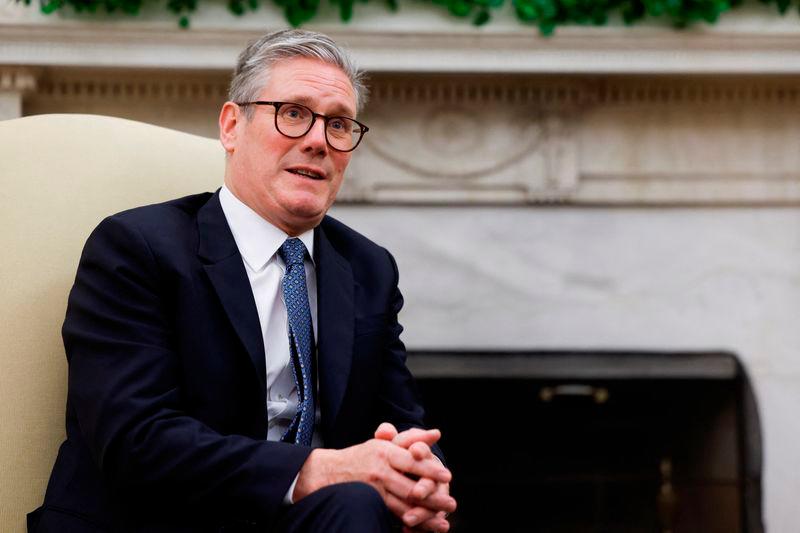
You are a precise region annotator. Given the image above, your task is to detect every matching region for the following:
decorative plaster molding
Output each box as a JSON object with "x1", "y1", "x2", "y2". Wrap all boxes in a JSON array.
[
  {"x1": 343, "y1": 114, "x2": 579, "y2": 204},
  {"x1": 342, "y1": 113, "x2": 576, "y2": 203},
  {"x1": 574, "y1": 172, "x2": 800, "y2": 205},
  {"x1": 568, "y1": 77, "x2": 800, "y2": 205},
  {"x1": 0, "y1": 67, "x2": 37, "y2": 118},
  {"x1": 335, "y1": 76, "x2": 586, "y2": 203},
  {"x1": 36, "y1": 72, "x2": 227, "y2": 102},
  {"x1": 595, "y1": 78, "x2": 800, "y2": 105},
  {"x1": 5, "y1": 19, "x2": 800, "y2": 73},
  {"x1": 540, "y1": 112, "x2": 579, "y2": 200},
  {"x1": 17, "y1": 70, "x2": 800, "y2": 205},
  {"x1": 33, "y1": 73, "x2": 800, "y2": 108},
  {"x1": 365, "y1": 106, "x2": 545, "y2": 180},
  {"x1": 368, "y1": 77, "x2": 591, "y2": 108},
  {"x1": 0, "y1": 67, "x2": 37, "y2": 93}
]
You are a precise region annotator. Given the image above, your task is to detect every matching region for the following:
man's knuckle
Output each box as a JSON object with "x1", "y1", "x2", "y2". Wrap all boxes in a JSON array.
[{"x1": 367, "y1": 469, "x2": 382, "y2": 484}]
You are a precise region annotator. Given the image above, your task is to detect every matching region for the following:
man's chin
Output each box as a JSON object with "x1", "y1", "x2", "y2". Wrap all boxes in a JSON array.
[
  {"x1": 275, "y1": 190, "x2": 336, "y2": 231},
  {"x1": 283, "y1": 205, "x2": 328, "y2": 233}
]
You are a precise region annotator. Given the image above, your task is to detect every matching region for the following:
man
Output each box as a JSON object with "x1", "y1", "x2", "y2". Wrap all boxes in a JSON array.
[{"x1": 29, "y1": 30, "x2": 455, "y2": 533}]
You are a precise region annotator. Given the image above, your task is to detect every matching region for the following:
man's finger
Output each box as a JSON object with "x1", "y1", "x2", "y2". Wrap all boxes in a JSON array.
[
  {"x1": 401, "y1": 505, "x2": 437, "y2": 529},
  {"x1": 385, "y1": 491, "x2": 449, "y2": 533},
  {"x1": 418, "y1": 514, "x2": 451, "y2": 533},
  {"x1": 421, "y1": 509, "x2": 452, "y2": 533},
  {"x1": 414, "y1": 481, "x2": 456, "y2": 515},
  {"x1": 384, "y1": 471, "x2": 455, "y2": 514},
  {"x1": 411, "y1": 477, "x2": 436, "y2": 501},
  {"x1": 374, "y1": 422, "x2": 398, "y2": 441},
  {"x1": 403, "y1": 506, "x2": 450, "y2": 532},
  {"x1": 416, "y1": 488, "x2": 456, "y2": 514},
  {"x1": 402, "y1": 507, "x2": 451, "y2": 533},
  {"x1": 383, "y1": 467, "x2": 423, "y2": 502},
  {"x1": 387, "y1": 448, "x2": 451, "y2": 484},
  {"x1": 388, "y1": 487, "x2": 456, "y2": 516},
  {"x1": 408, "y1": 441, "x2": 432, "y2": 461},
  {"x1": 415, "y1": 519, "x2": 450, "y2": 532},
  {"x1": 393, "y1": 428, "x2": 441, "y2": 449},
  {"x1": 383, "y1": 490, "x2": 412, "y2": 520}
]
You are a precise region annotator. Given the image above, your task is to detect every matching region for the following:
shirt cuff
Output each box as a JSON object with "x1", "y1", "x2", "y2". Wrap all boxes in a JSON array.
[{"x1": 283, "y1": 473, "x2": 300, "y2": 505}]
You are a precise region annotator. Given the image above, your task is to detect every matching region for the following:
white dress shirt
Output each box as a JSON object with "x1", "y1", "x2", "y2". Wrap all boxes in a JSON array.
[{"x1": 219, "y1": 185, "x2": 322, "y2": 502}]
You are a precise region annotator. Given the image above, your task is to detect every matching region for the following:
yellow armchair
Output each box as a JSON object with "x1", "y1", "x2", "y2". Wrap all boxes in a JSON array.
[{"x1": 0, "y1": 114, "x2": 223, "y2": 532}]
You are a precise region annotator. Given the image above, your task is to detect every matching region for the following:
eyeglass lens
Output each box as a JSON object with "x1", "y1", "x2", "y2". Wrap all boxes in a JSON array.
[{"x1": 277, "y1": 103, "x2": 362, "y2": 151}]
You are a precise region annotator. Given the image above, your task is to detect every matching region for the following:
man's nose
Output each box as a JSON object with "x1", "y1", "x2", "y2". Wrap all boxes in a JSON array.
[{"x1": 301, "y1": 116, "x2": 328, "y2": 154}]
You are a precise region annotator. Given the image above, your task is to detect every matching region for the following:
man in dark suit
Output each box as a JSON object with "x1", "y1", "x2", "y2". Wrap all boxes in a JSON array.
[{"x1": 29, "y1": 30, "x2": 455, "y2": 533}]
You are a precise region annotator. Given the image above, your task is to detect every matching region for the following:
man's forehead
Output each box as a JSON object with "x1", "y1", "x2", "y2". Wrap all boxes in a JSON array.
[{"x1": 261, "y1": 58, "x2": 357, "y2": 116}]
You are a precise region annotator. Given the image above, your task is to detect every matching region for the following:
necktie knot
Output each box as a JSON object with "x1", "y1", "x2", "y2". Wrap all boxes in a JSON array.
[{"x1": 279, "y1": 238, "x2": 307, "y2": 268}]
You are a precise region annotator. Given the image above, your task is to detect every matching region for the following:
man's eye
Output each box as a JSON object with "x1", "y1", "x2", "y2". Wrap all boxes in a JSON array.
[
  {"x1": 283, "y1": 106, "x2": 308, "y2": 120},
  {"x1": 328, "y1": 119, "x2": 346, "y2": 131}
]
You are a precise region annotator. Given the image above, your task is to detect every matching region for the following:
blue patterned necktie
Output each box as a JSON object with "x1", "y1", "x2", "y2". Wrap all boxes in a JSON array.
[{"x1": 278, "y1": 238, "x2": 315, "y2": 446}]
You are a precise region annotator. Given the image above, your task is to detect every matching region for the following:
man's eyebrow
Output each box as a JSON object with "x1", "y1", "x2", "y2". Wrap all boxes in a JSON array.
[{"x1": 290, "y1": 96, "x2": 355, "y2": 118}]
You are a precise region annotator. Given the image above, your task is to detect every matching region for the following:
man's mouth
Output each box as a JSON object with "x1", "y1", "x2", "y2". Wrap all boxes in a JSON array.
[{"x1": 287, "y1": 168, "x2": 325, "y2": 180}]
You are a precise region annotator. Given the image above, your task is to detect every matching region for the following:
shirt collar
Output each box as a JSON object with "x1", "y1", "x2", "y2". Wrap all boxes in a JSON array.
[{"x1": 219, "y1": 184, "x2": 315, "y2": 272}]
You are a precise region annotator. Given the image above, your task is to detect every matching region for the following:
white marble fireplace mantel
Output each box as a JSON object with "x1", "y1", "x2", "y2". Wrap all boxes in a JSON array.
[{"x1": 3, "y1": 2, "x2": 800, "y2": 73}]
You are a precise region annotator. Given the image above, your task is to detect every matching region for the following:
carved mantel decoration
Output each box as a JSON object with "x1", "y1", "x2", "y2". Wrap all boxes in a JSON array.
[
  {"x1": 344, "y1": 75, "x2": 800, "y2": 205},
  {"x1": 14, "y1": 67, "x2": 800, "y2": 205},
  {"x1": 343, "y1": 77, "x2": 586, "y2": 203},
  {"x1": 0, "y1": 66, "x2": 37, "y2": 119},
  {"x1": 0, "y1": 67, "x2": 37, "y2": 93},
  {"x1": 4, "y1": 13, "x2": 800, "y2": 206}
]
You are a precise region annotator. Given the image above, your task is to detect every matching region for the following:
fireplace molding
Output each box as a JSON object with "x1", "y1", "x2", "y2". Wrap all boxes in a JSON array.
[
  {"x1": 18, "y1": 71, "x2": 800, "y2": 108},
  {"x1": 4, "y1": 5, "x2": 800, "y2": 205},
  {"x1": 406, "y1": 349, "x2": 740, "y2": 379},
  {"x1": 4, "y1": 20, "x2": 800, "y2": 73},
  {"x1": 9, "y1": 63, "x2": 800, "y2": 205}
]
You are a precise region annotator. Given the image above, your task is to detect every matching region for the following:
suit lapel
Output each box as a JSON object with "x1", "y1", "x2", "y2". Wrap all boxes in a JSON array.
[
  {"x1": 314, "y1": 221, "x2": 354, "y2": 441},
  {"x1": 197, "y1": 191, "x2": 266, "y2": 395}
]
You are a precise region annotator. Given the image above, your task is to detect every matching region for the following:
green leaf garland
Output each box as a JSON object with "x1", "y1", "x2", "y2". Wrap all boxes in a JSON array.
[{"x1": 16, "y1": 0, "x2": 800, "y2": 35}]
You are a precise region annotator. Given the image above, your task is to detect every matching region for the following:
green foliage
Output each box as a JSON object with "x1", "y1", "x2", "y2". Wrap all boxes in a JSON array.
[{"x1": 16, "y1": 0, "x2": 800, "y2": 34}]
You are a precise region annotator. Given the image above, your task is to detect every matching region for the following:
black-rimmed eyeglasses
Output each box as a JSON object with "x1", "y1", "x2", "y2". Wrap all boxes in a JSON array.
[{"x1": 236, "y1": 101, "x2": 369, "y2": 153}]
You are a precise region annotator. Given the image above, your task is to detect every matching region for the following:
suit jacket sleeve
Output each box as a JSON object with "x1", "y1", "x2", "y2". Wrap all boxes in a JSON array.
[{"x1": 62, "y1": 214, "x2": 311, "y2": 521}]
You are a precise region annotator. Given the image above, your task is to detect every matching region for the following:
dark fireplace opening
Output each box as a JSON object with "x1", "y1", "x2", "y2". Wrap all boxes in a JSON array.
[{"x1": 409, "y1": 351, "x2": 763, "y2": 533}]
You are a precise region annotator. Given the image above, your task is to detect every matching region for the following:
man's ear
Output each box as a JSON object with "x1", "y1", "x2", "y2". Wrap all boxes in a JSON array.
[{"x1": 219, "y1": 101, "x2": 240, "y2": 154}]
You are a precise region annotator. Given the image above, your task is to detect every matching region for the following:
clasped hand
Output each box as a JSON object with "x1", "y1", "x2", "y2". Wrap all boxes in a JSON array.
[
  {"x1": 293, "y1": 423, "x2": 455, "y2": 532},
  {"x1": 374, "y1": 423, "x2": 454, "y2": 533}
]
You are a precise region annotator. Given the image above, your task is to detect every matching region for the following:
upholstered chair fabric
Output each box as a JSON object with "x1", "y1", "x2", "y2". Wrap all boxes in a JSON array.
[{"x1": 0, "y1": 114, "x2": 223, "y2": 532}]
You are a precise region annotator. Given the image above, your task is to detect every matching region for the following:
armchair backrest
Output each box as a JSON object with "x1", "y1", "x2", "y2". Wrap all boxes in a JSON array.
[{"x1": 0, "y1": 114, "x2": 224, "y2": 531}]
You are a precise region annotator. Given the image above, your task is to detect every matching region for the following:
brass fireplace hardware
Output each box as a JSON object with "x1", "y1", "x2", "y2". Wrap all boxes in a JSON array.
[
  {"x1": 658, "y1": 457, "x2": 677, "y2": 533},
  {"x1": 538, "y1": 384, "x2": 610, "y2": 404}
]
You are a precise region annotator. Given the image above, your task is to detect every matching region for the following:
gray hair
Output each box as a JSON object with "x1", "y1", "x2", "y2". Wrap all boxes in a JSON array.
[{"x1": 229, "y1": 29, "x2": 368, "y2": 119}]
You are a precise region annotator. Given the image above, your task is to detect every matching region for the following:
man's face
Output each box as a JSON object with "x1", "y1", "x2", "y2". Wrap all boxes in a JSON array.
[{"x1": 220, "y1": 57, "x2": 357, "y2": 235}]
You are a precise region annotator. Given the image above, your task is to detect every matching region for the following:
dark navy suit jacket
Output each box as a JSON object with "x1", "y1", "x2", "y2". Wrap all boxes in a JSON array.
[{"x1": 30, "y1": 191, "x2": 433, "y2": 532}]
